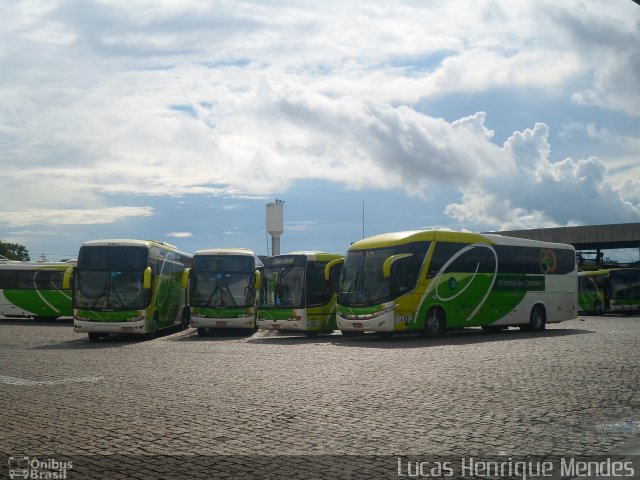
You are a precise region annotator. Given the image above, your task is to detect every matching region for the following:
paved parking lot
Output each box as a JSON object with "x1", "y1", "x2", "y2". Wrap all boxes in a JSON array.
[{"x1": 1, "y1": 315, "x2": 639, "y2": 478}]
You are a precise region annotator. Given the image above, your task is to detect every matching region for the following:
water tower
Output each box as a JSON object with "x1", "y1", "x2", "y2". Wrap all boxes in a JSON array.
[{"x1": 266, "y1": 199, "x2": 284, "y2": 256}]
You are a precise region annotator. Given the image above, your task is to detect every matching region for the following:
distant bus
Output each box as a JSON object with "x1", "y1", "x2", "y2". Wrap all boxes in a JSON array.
[
  {"x1": 579, "y1": 268, "x2": 640, "y2": 315},
  {"x1": 337, "y1": 230, "x2": 577, "y2": 337},
  {"x1": 65, "y1": 239, "x2": 192, "y2": 341},
  {"x1": 0, "y1": 261, "x2": 74, "y2": 319},
  {"x1": 188, "y1": 248, "x2": 262, "y2": 336},
  {"x1": 257, "y1": 251, "x2": 344, "y2": 335}
]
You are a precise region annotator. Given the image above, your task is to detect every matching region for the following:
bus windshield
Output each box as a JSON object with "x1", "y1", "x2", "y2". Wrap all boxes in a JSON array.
[
  {"x1": 191, "y1": 256, "x2": 256, "y2": 308},
  {"x1": 260, "y1": 256, "x2": 306, "y2": 309},
  {"x1": 75, "y1": 246, "x2": 148, "y2": 310},
  {"x1": 339, "y1": 242, "x2": 430, "y2": 307},
  {"x1": 610, "y1": 269, "x2": 640, "y2": 299}
]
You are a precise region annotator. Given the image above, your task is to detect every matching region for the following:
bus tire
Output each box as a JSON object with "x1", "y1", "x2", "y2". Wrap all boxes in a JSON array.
[
  {"x1": 181, "y1": 306, "x2": 190, "y2": 329},
  {"x1": 149, "y1": 315, "x2": 159, "y2": 339},
  {"x1": 196, "y1": 327, "x2": 206, "y2": 337},
  {"x1": 422, "y1": 307, "x2": 446, "y2": 338},
  {"x1": 594, "y1": 301, "x2": 604, "y2": 316},
  {"x1": 88, "y1": 332, "x2": 100, "y2": 342},
  {"x1": 526, "y1": 305, "x2": 546, "y2": 332}
]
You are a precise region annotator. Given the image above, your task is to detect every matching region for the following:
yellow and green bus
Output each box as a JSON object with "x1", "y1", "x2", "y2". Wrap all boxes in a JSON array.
[
  {"x1": 65, "y1": 239, "x2": 192, "y2": 341},
  {"x1": 0, "y1": 261, "x2": 74, "y2": 320},
  {"x1": 337, "y1": 230, "x2": 577, "y2": 337},
  {"x1": 188, "y1": 248, "x2": 262, "y2": 336},
  {"x1": 257, "y1": 251, "x2": 344, "y2": 335},
  {"x1": 579, "y1": 268, "x2": 640, "y2": 315}
]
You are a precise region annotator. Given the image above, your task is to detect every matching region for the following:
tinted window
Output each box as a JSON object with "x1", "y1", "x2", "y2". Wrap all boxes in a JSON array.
[
  {"x1": 193, "y1": 256, "x2": 254, "y2": 272},
  {"x1": 78, "y1": 246, "x2": 148, "y2": 272},
  {"x1": 428, "y1": 242, "x2": 575, "y2": 277},
  {"x1": 306, "y1": 262, "x2": 331, "y2": 307}
]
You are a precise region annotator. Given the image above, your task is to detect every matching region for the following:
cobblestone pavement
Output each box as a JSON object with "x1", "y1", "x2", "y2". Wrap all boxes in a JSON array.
[{"x1": 1, "y1": 316, "x2": 639, "y2": 478}]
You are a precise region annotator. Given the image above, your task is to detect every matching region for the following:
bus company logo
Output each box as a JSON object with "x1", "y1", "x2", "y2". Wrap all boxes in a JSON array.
[
  {"x1": 539, "y1": 249, "x2": 557, "y2": 274},
  {"x1": 7, "y1": 455, "x2": 73, "y2": 479}
]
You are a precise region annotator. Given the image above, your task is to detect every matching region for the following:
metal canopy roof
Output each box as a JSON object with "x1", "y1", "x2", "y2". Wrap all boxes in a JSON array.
[{"x1": 492, "y1": 223, "x2": 640, "y2": 250}]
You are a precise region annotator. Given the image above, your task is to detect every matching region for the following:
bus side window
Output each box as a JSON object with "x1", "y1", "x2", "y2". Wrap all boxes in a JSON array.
[
  {"x1": 427, "y1": 243, "x2": 465, "y2": 278},
  {"x1": 0, "y1": 270, "x2": 18, "y2": 289}
]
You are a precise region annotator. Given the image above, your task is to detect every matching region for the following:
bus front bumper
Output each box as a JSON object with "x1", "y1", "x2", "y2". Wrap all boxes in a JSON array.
[
  {"x1": 74, "y1": 316, "x2": 147, "y2": 334},
  {"x1": 191, "y1": 315, "x2": 255, "y2": 329},
  {"x1": 257, "y1": 318, "x2": 309, "y2": 332},
  {"x1": 337, "y1": 307, "x2": 395, "y2": 332}
]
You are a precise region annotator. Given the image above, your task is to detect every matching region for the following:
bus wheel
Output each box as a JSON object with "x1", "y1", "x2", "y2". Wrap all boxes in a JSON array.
[
  {"x1": 594, "y1": 301, "x2": 604, "y2": 316},
  {"x1": 526, "y1": 305, "x2": 546, "y2": 332},
  {"x1": 149, "y1": 315, "x2": 159, "y2": 339},
  {"x1": 181, "y1": 306, "x2": 190, "y2": 329},
  {"x1": 88, "y1": 332, "x2": 100, "y2": 342},
  {"x1": 196, "y1": 328, "x2": 207, "y2": 337},
  {"x1": 422, "y1": 308, "x2": 445, "y2": 337}
]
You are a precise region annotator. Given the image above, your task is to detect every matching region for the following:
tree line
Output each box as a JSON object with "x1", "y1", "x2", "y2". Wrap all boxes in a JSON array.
[{"x1": 0, "y1": 241, "x2": 30, "y2": 261}]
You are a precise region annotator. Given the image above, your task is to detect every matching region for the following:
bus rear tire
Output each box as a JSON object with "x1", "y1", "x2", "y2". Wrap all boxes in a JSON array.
[
  {"x1": 422, "y1": 307, "x2": 446, "y2": 337},
  {"x1": 522, "y1": 305, "x2": 546, "y2": 332}
]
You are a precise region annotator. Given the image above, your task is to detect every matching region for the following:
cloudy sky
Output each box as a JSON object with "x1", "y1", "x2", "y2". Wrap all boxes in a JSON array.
[{"x1": 1, "y1": 0, "x2": 639, "y2": 261}]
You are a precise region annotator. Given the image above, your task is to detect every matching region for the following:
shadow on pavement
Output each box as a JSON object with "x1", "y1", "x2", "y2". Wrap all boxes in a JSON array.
[
  {"x1": 0, "y1": 317, "x2": 73, "y2": 327},
  {"x1": 169, "y1": 328, "x2": 258, "y2": 342},
  {"x1": 27, "y1": 325, "x2": 188, "y2": 350},
  {"x1": 247, "y1": 327, "x2": 593, "y2": 349}
]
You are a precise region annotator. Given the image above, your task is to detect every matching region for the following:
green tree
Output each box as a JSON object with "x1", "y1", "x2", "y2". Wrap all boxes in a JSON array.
[{"x1": 0, "y1": 241, "x2": 30, "y2": 261}]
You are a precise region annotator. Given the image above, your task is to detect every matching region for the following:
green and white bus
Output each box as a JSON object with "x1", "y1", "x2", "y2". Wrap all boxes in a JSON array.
[
  {"x1": 337, "y1": 230, "x2": 577, "y2": 337},
  {"x1": 0, "y1": 261, "x2": 74, "y2": 319},
  {"x1": 578, "y1": 268, "x2": 640, "y2": 315},
  {"x1": 65, "y1": 239, "x2": 192, "y2": 341},
  {"x1": 257, "y1": 251, "x2": 344, "y2": 335},
  {"x1": 188, "y1": 248, "x2": 263, "y2": 336}
]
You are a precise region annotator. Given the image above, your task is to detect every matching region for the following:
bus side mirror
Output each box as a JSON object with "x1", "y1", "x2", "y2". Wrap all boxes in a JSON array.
[
  {"x1": 254, "y1": 270, "x2": 261, "y2": 290},
  {"x1": 383, "y1": 253, "x2": 413, "y2": 278},
  {"x1": 144, "y1": 267, "x2": 153, "y2": 289},
  {"x1": 63, "y1": 266, "x2": 75, "y2": 289},
  {"x1": 180, "y1": 268, "x2": 190, "y2": 289},
  {"x1": 324, "y1": 258, "x2": 344, "y2": 281}
]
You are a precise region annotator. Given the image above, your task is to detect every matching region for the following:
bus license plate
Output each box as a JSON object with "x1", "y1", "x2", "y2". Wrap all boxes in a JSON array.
[
  {"x1": 121, "y1": 327, "x2": 133, "y2": 333},
  {"x1": 353, "y1": 323, "x2": 362, "y2": 329},
  {"x1": 216, "y1": 321, "x2": 227, "y2": 327}
]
